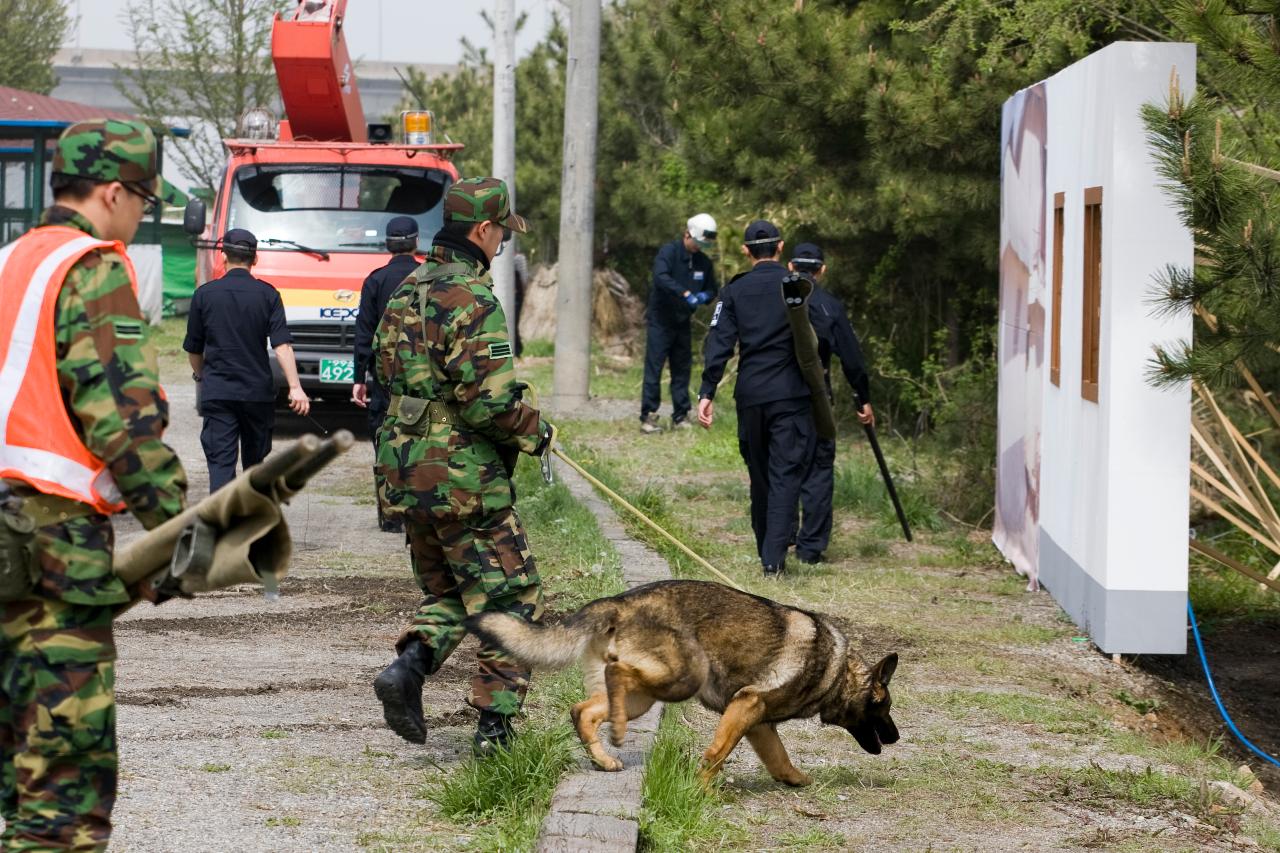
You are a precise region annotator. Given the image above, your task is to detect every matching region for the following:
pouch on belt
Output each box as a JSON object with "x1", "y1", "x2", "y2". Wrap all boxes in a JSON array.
[{"x1": 0, "y1": 483, "x2": 37, "y2": 602}]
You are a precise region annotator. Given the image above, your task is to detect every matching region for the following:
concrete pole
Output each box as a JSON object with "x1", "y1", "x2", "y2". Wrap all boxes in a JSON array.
[
  {"x1": 491, "y1": 0, "x2": 518, "y2": 342},
  {"x1": 552, "y1": 0, "x2": 601, "y2": 412}
]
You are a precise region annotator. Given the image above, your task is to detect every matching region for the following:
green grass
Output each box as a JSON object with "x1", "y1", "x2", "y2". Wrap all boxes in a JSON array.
[
  {"x1": 200, "y1": 762, "x2": 231, "y2": 773},
  {"x1": 426, "y1": 725, "x2": 578, "y2": 852},
  {"x1": 638, "y1": 714, "x2": 743, "y2": 851},
  {"x1": 928, "y1": 689, "x2": 1107, "y2": 735},
  {"x1": 1051, "y1": 764, "x2": 1197, "y2": 807},
  {"x1": 833, "y1": 456, "x2": 942, "y2": 535},
  {"x1": 521, "y1": 338, "x2": 555, "y2": 358},
  {"x1": 516, "y1": 341, "x2": 646, "y2": 401},
  {"x1": 1248, "y1": 817, "x2": 1280, "y2": 852},
  {"x1": 266, "y1": 816, "x2": 302, "y2": 828},
  {"x1": 513, "y1": 457, "x2": 625, "y2": 610},
  {"x1": 1188, "y1": 527, "x2": 1280, "y2": 628},
  {"x1": 260, "y1": 728, "x2": 289, "y2": 739}
]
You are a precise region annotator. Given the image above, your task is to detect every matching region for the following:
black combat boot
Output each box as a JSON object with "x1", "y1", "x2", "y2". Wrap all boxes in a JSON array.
[
  {"x1": 763, "y1": 562, "x2": 784, "y2": 577},
  {"x1": 472, "y1": 710, "x2": 516, "y2": 758},
  {"x1": 373, "y1": 641, "x2": 432, "y2": 744}
]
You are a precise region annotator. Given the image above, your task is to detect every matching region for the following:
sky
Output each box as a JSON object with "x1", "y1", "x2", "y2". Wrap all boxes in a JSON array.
[{"x1": 63, "y1": 1, "x2": 561, "y2": 65}]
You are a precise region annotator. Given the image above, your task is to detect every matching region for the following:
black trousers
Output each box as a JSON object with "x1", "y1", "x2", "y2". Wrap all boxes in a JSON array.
[
  {"x1": 200, "y1": 399, "x2": 275, "y2": 493},
  {"x1": 737, "y1": 398, "x2": 817, "y2": 569},
  {"x1": 641, "y1": 318, "x2": 692, "y2": 422},
  {"x1": 794, "y1": 437, "x2": 836, "y2": 559}
]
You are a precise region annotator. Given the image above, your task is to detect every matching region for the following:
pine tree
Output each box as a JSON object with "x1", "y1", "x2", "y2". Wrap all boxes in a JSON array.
[{"x1": 1142, "y1": 2, "x2": 1280, "y2": 388}]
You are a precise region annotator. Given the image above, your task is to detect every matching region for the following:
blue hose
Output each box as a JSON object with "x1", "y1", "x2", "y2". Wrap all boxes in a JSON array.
[{"x1": 1186, "y1": 599, "x2": 1280, "y2": 770}]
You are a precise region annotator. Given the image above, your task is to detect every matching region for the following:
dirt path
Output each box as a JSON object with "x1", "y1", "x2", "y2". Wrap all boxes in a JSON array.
[{"x1": 108, "y1": 377, "x2": 484, "y2": 851}]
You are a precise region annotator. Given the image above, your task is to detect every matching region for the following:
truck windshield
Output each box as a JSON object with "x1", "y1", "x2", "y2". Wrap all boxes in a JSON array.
[{"x1": 226, "y1": 164, "x2": 450, "y2": 253}]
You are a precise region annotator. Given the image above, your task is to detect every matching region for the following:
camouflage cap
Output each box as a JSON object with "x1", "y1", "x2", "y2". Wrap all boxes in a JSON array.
[
  {"x1": 52, "y1": 119, "x2": 189, "y2": 207},
  {"x1": 444, "y1": 177, "x2": 528, "y2": 233}
]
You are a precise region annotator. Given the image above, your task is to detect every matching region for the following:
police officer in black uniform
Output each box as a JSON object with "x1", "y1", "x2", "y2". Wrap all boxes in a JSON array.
[
  {"x1": 697, "y1": 220, "x2": 814, "y2": 576},
  {"x1": 787, "y1": 243, "x2": 874, "y2": 564},
  {"x1": 352, "y1": 216, "x2": 421, "y2": 531},
  {"x1": 184, "y1": 228, "x2": 310, "y2": 493},
  {"x1": 640, "y1": 213, "x2": 719, "y2": 433}
]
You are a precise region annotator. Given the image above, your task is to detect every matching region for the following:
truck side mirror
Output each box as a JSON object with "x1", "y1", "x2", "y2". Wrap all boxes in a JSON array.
[{"x1": 183, "y1": 199, "x2": 207, "y2": 236}]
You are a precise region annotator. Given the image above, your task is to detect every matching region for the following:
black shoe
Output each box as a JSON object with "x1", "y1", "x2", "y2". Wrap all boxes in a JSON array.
[
  {"x1": 763, "y1": 563, "x2": 784, "y2": 577},
  {"x1": 795, "y1": 551, "x2": 823, "y2": 565},
  {"x1": 373, "y1": 641, "x2": 432, "y2": 744},
  {"x1": 473, "y1": 710, "x2": 515, "y2": 758}
]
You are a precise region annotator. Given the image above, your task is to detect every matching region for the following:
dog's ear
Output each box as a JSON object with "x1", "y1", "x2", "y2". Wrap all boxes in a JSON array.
[{"x1": 871, "y1": 652, "x2": 898, "y2": 689}]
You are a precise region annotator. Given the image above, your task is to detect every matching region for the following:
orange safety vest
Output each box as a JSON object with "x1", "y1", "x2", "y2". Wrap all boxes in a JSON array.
[{"x1": 0, "y1": 225, "x2": 136, "y2": 514}]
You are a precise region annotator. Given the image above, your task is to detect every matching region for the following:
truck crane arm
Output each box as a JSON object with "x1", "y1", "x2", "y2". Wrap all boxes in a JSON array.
[{"x1": 272, "y1": 0, "x2": 367, "y2": 143}]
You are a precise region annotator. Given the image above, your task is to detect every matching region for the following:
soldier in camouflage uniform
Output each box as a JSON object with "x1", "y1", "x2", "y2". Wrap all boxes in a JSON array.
[
  {"x1": 372, "y1": 177, "x2": 553, "y2": 756},
  {"x1": 0, "y1": 120, "x2": 188, "y2": 850}
]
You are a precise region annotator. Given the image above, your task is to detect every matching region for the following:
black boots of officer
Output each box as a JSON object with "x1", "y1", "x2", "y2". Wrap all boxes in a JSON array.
[
  {"x1": 473, "y1": 710, "x2": 515, "y2": 758},
  {"x1": 374, "y1": 640, "x2": 433, "y2": 744}
]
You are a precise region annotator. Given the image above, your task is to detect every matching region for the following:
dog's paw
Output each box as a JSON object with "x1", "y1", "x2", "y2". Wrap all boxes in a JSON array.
[
  {"x1": 592, "y1": 754, "x2": 624, "y2": 772},
  {"x1": 777, "y1": 769, "x2": 812, "y2": 787}
]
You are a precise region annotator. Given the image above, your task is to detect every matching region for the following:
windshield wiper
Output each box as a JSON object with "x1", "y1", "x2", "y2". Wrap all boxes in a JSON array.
[
  {"x1": 260, "y1": 237, "x2": 331, "y2": 261},
  {"x1": 337, "y1": 241, "x2": 386, "y2": 248}
]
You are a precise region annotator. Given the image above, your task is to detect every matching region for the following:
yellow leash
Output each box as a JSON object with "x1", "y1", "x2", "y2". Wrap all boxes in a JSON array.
[
  {"x1": 549, "y1": 445, "x2": 745, "y2": 593},
  {"x1": 523, "y1": 380, "x2": 743, "y2": 592}
]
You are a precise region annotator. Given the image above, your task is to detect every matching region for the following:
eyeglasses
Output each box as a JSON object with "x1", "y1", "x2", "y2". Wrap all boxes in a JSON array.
[{"x1": 122, "y1": 182, "x2": 162, "y2": 217}]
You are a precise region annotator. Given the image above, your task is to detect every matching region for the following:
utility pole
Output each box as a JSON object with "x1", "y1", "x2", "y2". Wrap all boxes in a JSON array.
[
  {"x1": 552, "y1": 0, "x2": 600, "y2": 412},
  {"x1": 492, "y1": 0, "x2": 518, "y2": 342}
]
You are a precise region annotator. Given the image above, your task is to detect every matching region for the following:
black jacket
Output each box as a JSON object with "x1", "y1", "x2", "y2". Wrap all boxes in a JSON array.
[
  {"x1": 699, "y1": 260, "x2": 811, "y2": 408},
  {"x1": 808, "y1": 284, "x2": 871, "y2": 406},
  {"x1": 647, "y1": 238, "x2": 718, "y2": 325},
  {"x1": 354, "y1": 253, "x2": 421, "y2": 383},
  {"x1": 184, "y1": 268, "x2": 291, "y2": 403}
]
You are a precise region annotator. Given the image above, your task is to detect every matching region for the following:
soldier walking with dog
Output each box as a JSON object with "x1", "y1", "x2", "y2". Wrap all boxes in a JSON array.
[
  {"x1": 371, "y1": 178, "x2": 554, "y2": 756},
  {"x1": 0, "y1": 120, "x2": 189, "y2": 851}
]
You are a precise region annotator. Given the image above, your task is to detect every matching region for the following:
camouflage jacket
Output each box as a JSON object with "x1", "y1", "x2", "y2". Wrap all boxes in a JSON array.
[
  {"x1": 374, "y1": 243, "x2": 547, "y2": 520},
  {"x1": 9, "y1": 207, "x2": 188, "y2": 605}
]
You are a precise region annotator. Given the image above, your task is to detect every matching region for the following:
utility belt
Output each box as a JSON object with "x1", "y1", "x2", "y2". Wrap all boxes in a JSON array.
[{"x1": 388, "y1": 394, "x2": 458, "y2": 436}]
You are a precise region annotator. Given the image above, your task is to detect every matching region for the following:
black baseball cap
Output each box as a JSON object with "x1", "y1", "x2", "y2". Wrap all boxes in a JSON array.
[
  {"x1": 221, "y1": 228, "x2": 257, "y2": 250},
  {"x1": 386, "y1": 216, "x2": 419, "y2": 239},
  {"x1": 743, "y1": 219, "x2": 780, "y2": 245},
  {"x1": 791, "y1": 242, "x2": 824, "y2": 267}
]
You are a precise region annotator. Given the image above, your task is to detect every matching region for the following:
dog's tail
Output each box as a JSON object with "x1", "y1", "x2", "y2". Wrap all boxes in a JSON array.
[{"x1": 466, "y1": 601, "x2": 618, "y2": 670}]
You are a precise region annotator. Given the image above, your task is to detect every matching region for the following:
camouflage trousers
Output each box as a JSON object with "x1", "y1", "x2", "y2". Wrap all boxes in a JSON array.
[
  {"x1": 399, "y1": 508, "x2": 544, "y2": 715},
  {"x1": 1, "y1": 598, "x2": 116, "y2": 852}
]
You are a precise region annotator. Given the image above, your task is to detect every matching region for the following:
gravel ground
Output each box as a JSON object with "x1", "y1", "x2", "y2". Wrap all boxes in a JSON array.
[{"x1": 100, "y1": 377, "x2": 480, "y2": 851}]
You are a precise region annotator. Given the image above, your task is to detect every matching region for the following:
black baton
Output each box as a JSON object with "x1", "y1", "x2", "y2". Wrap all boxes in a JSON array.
[{"x1": 856, "y1": 398, "x2": 912, "y2": 542}]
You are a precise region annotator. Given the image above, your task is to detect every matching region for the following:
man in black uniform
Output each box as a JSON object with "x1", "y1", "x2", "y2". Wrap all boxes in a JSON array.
[
  {"x1": 184, "y1": 228, "x2": 310, "y2": 493},
  {"x1": 697, "y1": 220, "x2": 814, "y2": 576},
  {"x1": 352, "y1": 215, "x2": 420, "y2": 531},
  {"x1": 640, "y1": 213, "x2": 719, "y2": 433},
  {"x1": 787, "y1": 243, "x2": 875, "y2": 564}
]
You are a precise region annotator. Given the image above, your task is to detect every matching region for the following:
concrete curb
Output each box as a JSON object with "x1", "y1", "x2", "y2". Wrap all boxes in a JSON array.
[{"x1": 535, "y1": 459, "x2": 671, "y2": 853}]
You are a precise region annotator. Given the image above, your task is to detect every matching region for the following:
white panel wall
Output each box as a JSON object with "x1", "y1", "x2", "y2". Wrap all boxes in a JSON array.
[{"x1": 1004, "y1": 42, "x2": 1194, "y2": 653}]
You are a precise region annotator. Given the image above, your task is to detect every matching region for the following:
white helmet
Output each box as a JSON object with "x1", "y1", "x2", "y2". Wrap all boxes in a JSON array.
[{"x1": 686, "y1": 213, "x2": 717, "y2": 248}]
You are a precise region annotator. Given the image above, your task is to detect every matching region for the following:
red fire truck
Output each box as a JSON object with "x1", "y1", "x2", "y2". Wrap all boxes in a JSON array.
[{"x1": 184, "y1": 0, "x2": 460, "y2": 399}]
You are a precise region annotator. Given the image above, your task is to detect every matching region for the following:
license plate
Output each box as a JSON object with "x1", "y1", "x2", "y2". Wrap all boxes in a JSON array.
[{"x1": 319, "y1": 358, "x2": 354, "y2": 384}]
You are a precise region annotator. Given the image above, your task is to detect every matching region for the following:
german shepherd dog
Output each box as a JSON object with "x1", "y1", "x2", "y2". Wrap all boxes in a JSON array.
[{"x1": 467, "y1": 579, "x2": 899, "y2": 785}]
